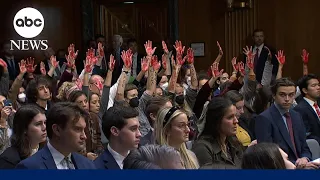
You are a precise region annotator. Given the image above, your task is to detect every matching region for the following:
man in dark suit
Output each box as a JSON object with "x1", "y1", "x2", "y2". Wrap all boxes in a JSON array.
[
  {"x1": 16, "y1": 102, "x2": 96, "y2": 169},
  {"x1": 251, "y1": 29, "x2": 278, "y2": 84},
  {"x1": 94, "y1": 106, "x2": 141, "y2": 169},
  {"x1": 1, "y1": 42, "x2": 19, "y2": 81},
  {"x1": 294, "y1": 74, "x2": 320, "y2": 143},
  {"x1": 255, "y1": 78, "x2": 313, "y2": 168},
  {"x1": 111, "y1": 35, "x2": 124, "y2": 85},
  {"x1": 127, "y1": 38, "x2": 144, "y2": 79}
]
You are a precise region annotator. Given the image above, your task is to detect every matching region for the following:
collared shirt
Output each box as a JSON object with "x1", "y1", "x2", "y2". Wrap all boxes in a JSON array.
[
  {"x1": 47, "y1": 141, "x2": 75, "y2": 169},
  {"x1": 107, "y1": 144, "x2": 129, "y2": 169},
  {"x1": 274, "y1": 102, "x2": 289, "y2": 131},
  {"x1": 303, "y1": 97, "x2": 320, "y2": 119},
  {"x1": 254, "y1": 43, "x2": 264, "y2": 58},
  {"x1": 132, "y1": 52, "x2": 138, "y2": 78}
]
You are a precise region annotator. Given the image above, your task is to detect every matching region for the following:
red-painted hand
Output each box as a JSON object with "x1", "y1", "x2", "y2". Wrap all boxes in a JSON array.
[
  {"x1": 231, "y1": 57, "x2": 238, "y2": 71},
  {"x1": 144, "y1": 40, "x2": 157, "y2": 57},
  {"x1": 162, "y1": 40, "x2": 169, "y2": 54},
  {"x1": 26, "y1": 57, "x2": 37, "y2": 73},
  {"x1": 109, "y1": 54, "x2": 115, "y2": 71},
  {"x1": 18, "y1": 60, "x2": 27, "y2": 74},
  {"x1": 151, "y1": 55, "x2": 161, "y2": 71},
  {"x1": 161, "y1": 54, "x2": 167, "y2": 70},
  {"x1": 141, "y1": 57, "x2": 149, "y2": 72},
  {"x1": 187, "y1": 48, "x2": 194, "y2": 64},
  {"x1": 238, "y1": 62, "x2": 245, "y2": 76},
  {"x1": 211, "y1": 62, "x2": 224, "y2": 78},
  {"x1": 275, "y1": 50, "x2": 285, "y2": 65},
  {"x1": 0, "y1": 58, "x2": 7, "y2": 68},
  {"x1": 173, "y1": 40, "x2": 185, "y2": 55},
  {"x1": 301, "y1": 49, "x2": 309, "y2": 64},
  {"x1": 40, "y1": 62, "x2": 46, "y2": 75}
]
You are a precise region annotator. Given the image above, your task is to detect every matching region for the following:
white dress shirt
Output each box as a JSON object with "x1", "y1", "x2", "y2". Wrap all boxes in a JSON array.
[
  {"x1": 107, "y1": 144, "x2": 129, "y2": 169},
  {"x1": 254, "y1": 43, "x2": 265, "y2": 58},
  {"x1": 47, "y1": 141, "x2": 75, "y2": 169},
  {"x1": 303, "y1": 97, "x2": 320, "y2": 119}
]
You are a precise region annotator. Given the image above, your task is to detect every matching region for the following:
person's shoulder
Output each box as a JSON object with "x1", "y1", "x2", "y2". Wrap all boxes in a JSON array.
[{"x1": 73, "y1": 152, "x2": 96, "y2": 168}]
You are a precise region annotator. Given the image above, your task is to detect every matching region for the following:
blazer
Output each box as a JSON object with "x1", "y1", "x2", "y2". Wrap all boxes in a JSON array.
[
  {"x1": 294, "y1": 99, "x2": 320, "y2": 144},
  {"x1": 94, "y1": 148, "x2": 120, "y2": 169},
  {"x1": 15, "y1": 145, "x2": 96, "y2": 169},
  {"x1": 255, "y1": 104, "x2": 312, "y2": 162},
  {"x1": 0, "y1": 146, "x2": 22, "y2": 169}
]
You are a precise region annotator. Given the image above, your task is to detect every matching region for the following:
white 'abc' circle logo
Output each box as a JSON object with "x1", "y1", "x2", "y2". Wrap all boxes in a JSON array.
[{"x1": 13, "y1": 7, "x2": 44, "y2": 38}]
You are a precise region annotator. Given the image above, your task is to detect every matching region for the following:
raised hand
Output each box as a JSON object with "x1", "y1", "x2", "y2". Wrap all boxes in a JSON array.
[
  {"x1": 161, "y1": 54, "x2": 167, "y2": 70},
  {"x1": 84, "y1": 56, "x2": 94, "y2": 73},
  {"x1": 231, "y1": 57, "x2": 238, "y2": 71},
  {"x1": 144, "y1": 40, "x2": 157, "y2": 57},
  {"x1": 275, "y1": 50, "x2": 285, "y2": 65},
  {"x1": 301, "y1": 49, "x2": 309, "y2": 64},
  {"x1": 243, "y1": 46, "x2": 256, "y2": 59},
  {"x1": 151, "y1": 55, "x2": 161, "y2": 71},
  {"x1": 97, "y1": 42, "x2": 105, "y2": 58},
  {"x1": 238, "y1": 62, "x2": 245, "y2": 76},
  {"x1": 67, "y1": 43, "x2": 79, "y2": 60},
  {"x1": 141, "y1": 57, "x2": 149, "y2": 72},
  {"x1": 50, "y1": 55, "x2": 58, "y2": 68},
  {"x1": 25, "y1": 57, "x2": 37, "y2": 73},
  {"x1": 246, "y1": 56, "x2": 254, "y2": 70},
  {"x1": 173, "y1": 40, "x2": 185, "y2": 55},
  {"x1": 108, "y1": 54, "x2": 115, "y2": 71},
  {"x1": 217, "y1": 41, "x2": 223, "y2": 56},
  {"x1": 121, "y1": 50, "x2": 133, "y2": 69},
  {"x1": 86, "y1": 48, "x2": 98, "y2": 65},
  {"x1": 40, "y1": 62, "x2": 46, "y2": 75},
  {"x1": 0, "y1": 58, "x2": 7, "y2": 69},
  {"x1": 18, "y1": 60, "x2": 27, "y2": 74},
  {"x1": 162, "y1": 40, "x2": 169, "y2": 55},
  {"x1": 211, "y1": 62, "x2": 224, "y2": 78},
  {"x1": 186, "y1": 48, "x2": 194, "y2": 64}
]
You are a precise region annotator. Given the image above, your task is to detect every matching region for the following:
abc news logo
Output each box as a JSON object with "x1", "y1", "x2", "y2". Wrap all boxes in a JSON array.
[{"x1": 10, "y1": 7, "x2": 48, "y2": 51}]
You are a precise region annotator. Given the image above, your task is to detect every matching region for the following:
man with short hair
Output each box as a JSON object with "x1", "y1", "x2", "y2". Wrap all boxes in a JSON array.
[
  {"x1": 127, "y1": 38, "x2": 144, "y2": 78},
  {"x1": 255, "y1": 78, "x2": 315, "y2": 168},
  {"x1": 294, "y1": 74, "x2": 320, "y2": 143},
  {"x1": 16, "y1": 102, "x2": 96, "y2": 169},
  {"x1": 94, "y1": 106, "x2": 141, "y2": 169}
]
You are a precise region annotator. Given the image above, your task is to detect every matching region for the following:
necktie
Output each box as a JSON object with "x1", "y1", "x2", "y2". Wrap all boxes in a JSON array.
[
  {"x1": 254, "y1": 48, "x2": 259, "y2": 72},
  {"x1": 284, "y1": 112, "x2": 298, "y2": 158},
  {"x1": 63, "y1": 157, "x2": 74, "y2": 169},
  {"x1": 313, "y1": 103, "x2": 320, "y2": 118}
]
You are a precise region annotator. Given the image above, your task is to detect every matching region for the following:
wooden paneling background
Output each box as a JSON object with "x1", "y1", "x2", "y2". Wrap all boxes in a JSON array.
[{"x1": 178, "y1": 0, "x2": 320, "y2": 81}]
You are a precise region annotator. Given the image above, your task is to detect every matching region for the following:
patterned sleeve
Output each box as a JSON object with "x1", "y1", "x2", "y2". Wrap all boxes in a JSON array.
[{"x1": 0, "y1": 127, "x2": 10, "y2": 155}]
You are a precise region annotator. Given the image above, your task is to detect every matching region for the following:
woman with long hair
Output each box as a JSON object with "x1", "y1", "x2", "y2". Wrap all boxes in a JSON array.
[
  {"x1": 0, "y1": 105, "x2": 46, "y2": 169},
  {"x1": 242, "y1": 143, "x2": 296, "y2": 169},
  {"x1": 192, "y1": 97, "x2": 242, "y2": 169},
  {"x1": 154, "y1": 106, "x2": 199, "y2": 169}
]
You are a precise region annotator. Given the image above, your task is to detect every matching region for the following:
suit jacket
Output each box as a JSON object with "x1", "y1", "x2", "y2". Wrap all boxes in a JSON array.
[
  {"x1": 294, "y1": 99, "x2": 320, "y2": 143},
  {"x1": 15, "y1": 145, "x2": 96, "y2": 169},
  {"x1": 0, "y1": 146, "x2": 21, "y2": 169},
  {"x1": 1, "y1": 56, "x2": 19, "y2": 81},
  {"x1": 252, "y1": 45, "x2": 278, "y2": 84},
  {"x1": 255, "y1": 104, "x2": 312, "y2": 162},
  {"x1": 94, "y1": 148, "x2": 120, "y2": 169}
]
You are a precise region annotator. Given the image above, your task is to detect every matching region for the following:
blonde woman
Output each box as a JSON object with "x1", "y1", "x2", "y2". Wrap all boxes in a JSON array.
[{"x1": 154, "y1": 106, "x2": 199, "y2": 169}]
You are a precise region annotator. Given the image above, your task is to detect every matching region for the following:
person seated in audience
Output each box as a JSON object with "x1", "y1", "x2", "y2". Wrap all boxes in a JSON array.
[
  {"x1": 140, "y1": 96, "x2": 173, "y2": 146},
  {"x1": 242, "y1": 143, "x2": 296, "y2": 169},
  {"x1": 255, "y1": 78, "x2": 316, "y2": 169},
  {"x1": 294, "y1": 74, "x2": 320, "y2": 144},
  {"x1": 0, "y1": 105, "x2": 46, "y2": 169},
  {"x1": 213, "y1": 72, "x2": 229, "y2": 96},
  {"x1": 16, "y1": 102, "x2": 95, "y2": 169},
  {"x1": 94, "y1": 106, "x2": 141, "y2": 169},
  {"x1": 123, "y1": 144, "x2": 184, "y2": 169},
  {"x1": 155, "y1": 106, "x2": 199, "y2": 169},
  {"x1": 155, "y1": 86, "x2": 164, "y2": 97},
  {"x1": 56, "y1": 82, "x2": 79, "y2": 102},
  {"x1": 68, "y1": 90, "x2": 103, "y2": 160},
  {"x1": 0, "y1": 95, "x2": 12, "y2": 155},
  {"x1": 192, "y1": 97, "x2": 243, "y2": 169},
  {"x1": 224, "y1": 90, "x2": 255, "y2": 147},
  {"x1": 26, "y1": 76, "x2": 52, "y2": 111}
]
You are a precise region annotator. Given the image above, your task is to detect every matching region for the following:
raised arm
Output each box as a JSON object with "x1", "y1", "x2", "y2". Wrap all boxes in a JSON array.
[
  {"x1": 301, "y1": 49, "x2": 309, "y2": 76},
  {"x1": 275, "y1": 50, "x2": 285, "y2": 80},
  {"x1": 186, "y1": 48, "x2": 198, "y2": 90},
  {"x1": 115, "y1": 50, "x2": 132, "y2": 101}
]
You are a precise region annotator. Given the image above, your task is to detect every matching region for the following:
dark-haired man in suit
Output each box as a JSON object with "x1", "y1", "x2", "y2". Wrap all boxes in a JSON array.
[
  {"x1": 255, "y1": 78, "x2": 318, "y2": 169},
  {"x1": 294, "y1": 74, "x2": 320, "y2": 144},
  {"x1": 94, "y1": 106, "x2": 141, "y2": 169},
  {"x1": 16, "y1": 102, "x2": 96, "y2": 169}
]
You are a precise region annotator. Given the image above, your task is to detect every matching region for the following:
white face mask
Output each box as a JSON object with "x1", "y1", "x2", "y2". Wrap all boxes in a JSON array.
[
  {"x1": 186, "y1": 76, "x2": 191, "y2": 86},
  {"x1": 18, "y1": 93, "x2": 26, "y2": 103},
  {"x1": 160, "y1": 82, "x2": 169, "y2": 90}
]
